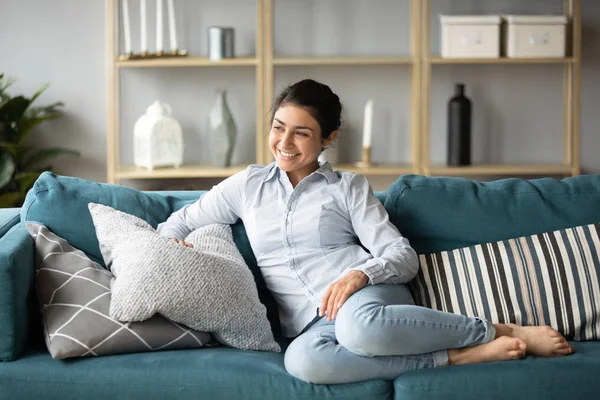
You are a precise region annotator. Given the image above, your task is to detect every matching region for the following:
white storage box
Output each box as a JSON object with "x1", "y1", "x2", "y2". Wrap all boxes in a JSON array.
[
  {"x1": 504, "y1": 15, "x2": 567, "y2": 58},
  {"x1": 440, "y1": 15, "x2": 501, "y2": 58}
]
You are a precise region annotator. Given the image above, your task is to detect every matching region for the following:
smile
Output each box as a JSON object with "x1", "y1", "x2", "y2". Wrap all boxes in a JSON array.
[{"x1": 278, "y1": 149, "x2": 300, "y2": 158}]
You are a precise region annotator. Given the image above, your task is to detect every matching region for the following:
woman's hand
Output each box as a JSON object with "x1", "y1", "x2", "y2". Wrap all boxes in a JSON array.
[
  {"x1": 319, "y1": 270, "x2": 369, "y2": 322},
  {"x1": 171, "y1": 238, "x2": 194, "y2": 248}
]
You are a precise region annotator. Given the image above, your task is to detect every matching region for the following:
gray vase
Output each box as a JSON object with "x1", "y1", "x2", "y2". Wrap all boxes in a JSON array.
[{"x1": 209, "y1": 90, "x2": 237, "y2": 167}]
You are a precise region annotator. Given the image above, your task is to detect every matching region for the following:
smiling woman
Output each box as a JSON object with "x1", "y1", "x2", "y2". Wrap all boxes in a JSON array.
[
  {"x1": 157, "y1": 78, "x2": 574, "y2": 385},
  {"x1": 268, "y1": 83, "x2": 339, "y2": 187}
]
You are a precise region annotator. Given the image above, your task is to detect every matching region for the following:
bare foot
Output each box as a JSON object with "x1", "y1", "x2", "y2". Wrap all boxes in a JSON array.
[
  {"x1": 448, "y1": 336, "x2": 527, "y2": 365},
  {"x1": 495, "y1": 324, "x2": 575, "y2": 357}
]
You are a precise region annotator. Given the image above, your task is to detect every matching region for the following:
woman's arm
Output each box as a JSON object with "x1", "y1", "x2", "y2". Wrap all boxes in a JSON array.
[
  {"x1": 157, "y1": 169, "x2": 247, "y2": 240},
  {"x1": 346, "y1": 174, "x2": 419, "y2": 285}
]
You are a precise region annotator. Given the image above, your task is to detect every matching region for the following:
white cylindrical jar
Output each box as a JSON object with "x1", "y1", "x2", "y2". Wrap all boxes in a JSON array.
[{"x1": 208, "y1": 26, "x2": 235, "y2": 61}]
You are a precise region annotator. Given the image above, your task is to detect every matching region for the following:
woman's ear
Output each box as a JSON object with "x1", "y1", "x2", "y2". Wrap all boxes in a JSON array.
[{"x1": 323, "y1": 130, "x2": 339, "y2": 147}]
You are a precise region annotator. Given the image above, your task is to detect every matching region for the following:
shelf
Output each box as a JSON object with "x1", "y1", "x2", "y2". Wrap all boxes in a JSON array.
[
  {"x1": 116, "y1": 165, "x2": 250, "y2": 179},
  {"x1": 116, "y1": 57, "x2": 259, "y2": 68},
  {"x1": 273, "y1": 56, "x2": 414, "y2": 66},
  {"x1": 116, "y1": 163, "x2": 415, "y2": 179},
  {"x1": 107, "y1": 0, "x2": 581, "y2": 184},
  {"x1": 332, "y1": 163, "x2": 414, "y2": 175},
  {"x1": 428, "y1": 164, "x2": 572, "y2": 176},
  {"x1": 428, "y1": 57, "x2": 577, "y2": 65}
]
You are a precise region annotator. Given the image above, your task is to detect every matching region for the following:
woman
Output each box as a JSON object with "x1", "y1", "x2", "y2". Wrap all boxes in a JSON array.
[{"x1": 158, "y1": 79, "x2": 574, "y2": 384}]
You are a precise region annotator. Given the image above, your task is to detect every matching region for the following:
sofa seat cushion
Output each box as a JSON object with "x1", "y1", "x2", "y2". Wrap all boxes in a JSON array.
[
  {"x1": 0, "y1": 342, "x2": 393, "y2": 400},
  {"x1": 393, "y1": 341, "x2": 600, "y2": 400}
]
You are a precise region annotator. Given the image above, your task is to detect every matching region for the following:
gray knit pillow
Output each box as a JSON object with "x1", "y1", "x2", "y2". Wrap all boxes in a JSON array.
[{"x1": 88, "y1": 203, "x2": 280, "y2": 352}]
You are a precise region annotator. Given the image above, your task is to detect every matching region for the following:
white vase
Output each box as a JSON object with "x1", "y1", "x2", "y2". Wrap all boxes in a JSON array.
[{"x1": 209, "y1": 90, "x2": 237, "y2": 167}]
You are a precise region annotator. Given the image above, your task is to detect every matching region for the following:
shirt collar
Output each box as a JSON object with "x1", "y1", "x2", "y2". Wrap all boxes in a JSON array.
[
  {"x1": 263, "y1": 161, "x2": 339, "y2": 184},
  {"x1": 263, "y1": 162, "x2": 279, "y2": 182},
  {"x1": 315, "y1": 161, "x2": 339, "y2": 184}
]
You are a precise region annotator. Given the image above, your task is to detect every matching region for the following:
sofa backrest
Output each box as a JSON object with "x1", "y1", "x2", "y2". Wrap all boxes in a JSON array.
[
  {"x1": 385, "y1": 174, "x2": 600, "y2": 255},
  {"x1": 21, "y1": 172, "x2": 388, "y2": 336}
]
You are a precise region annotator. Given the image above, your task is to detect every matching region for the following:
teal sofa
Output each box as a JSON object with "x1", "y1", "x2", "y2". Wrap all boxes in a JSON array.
[{"x1": 1, "y1": 171, "x2": 599, "y2": 400}]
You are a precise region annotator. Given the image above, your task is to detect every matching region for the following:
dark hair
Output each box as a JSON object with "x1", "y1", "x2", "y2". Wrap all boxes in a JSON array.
[{"x1": 271, "y1": 79, "x2": 342, "y2": 140}]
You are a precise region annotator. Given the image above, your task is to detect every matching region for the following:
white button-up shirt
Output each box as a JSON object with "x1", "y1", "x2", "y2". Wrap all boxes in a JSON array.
[{"x1": 158, "y1": 162, "x2": 419, "y2": 337}]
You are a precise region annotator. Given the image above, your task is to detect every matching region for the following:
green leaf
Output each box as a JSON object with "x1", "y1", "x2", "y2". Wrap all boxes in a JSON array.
[
  {"x1": 23, "y1": 147, "x2": 79, "y2": 170},
  {"x1": 0, "y1": 96, "x2": 30, "y2": 122},
  {"x1": 0, "y1": 96, "x2": 30, "y2": 143},
  {"x1": 17, "y1": 116, "x2": 59, "y2": 145},
  {"x1": 25, "y1": 102, "x2": 64, "y2": 119},
  {"x1": 14, "y1": 171, "x2": 41, "y2": 192},
  {"x1": 0, "y1": 74, "x2": 16, "y2": 94},
  {"x1": 13, "y1": 144, "x2": 32, "y2": 164},
  {"x1": 0, "y1": 151, "x2": 16, "y2": 189},
  {"x1": 30, "y1": 82, "x2": 50, "y2": 104},
  {"x1": 0, "y1": 191, "x2": 26, "y2": 208},
  {"x1": 0, "y1": 142, "x2": 18, "y2": 156},
  {"x1": 18, "y1": 102, "x2": 64, "y2": 144}
]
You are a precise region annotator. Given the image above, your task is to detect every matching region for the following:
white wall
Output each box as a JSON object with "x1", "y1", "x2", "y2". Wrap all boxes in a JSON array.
[{"x1": 1, "y1": 0, "x2": 599, "y2": 191}]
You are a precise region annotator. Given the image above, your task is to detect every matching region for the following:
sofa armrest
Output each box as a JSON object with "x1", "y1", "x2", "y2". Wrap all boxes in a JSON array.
[
  {"x1": 0, "y1": 208, "x2": 20, "y2": 239},
  {"x1": 0, "y1": 223, "x2": 34, "y2": 361}
]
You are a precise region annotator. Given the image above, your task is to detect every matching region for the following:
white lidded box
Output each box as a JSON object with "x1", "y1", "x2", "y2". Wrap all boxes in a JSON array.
[
  {"x1": 440, "y1": 15, "x2": 502, "y2": 58},
  {"x1": 504, "y1": 15, "x2": 567, "y2": 58}
]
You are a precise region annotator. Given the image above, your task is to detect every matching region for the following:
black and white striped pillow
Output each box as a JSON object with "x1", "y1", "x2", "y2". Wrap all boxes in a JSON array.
[{"x1": 409, "y1": 223, "x2": 600, "y2": 340}]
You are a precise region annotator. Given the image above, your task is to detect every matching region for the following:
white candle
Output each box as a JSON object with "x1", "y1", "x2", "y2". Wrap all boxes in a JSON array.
[
  {"x1": 362, "y1": 100, "x2": 374, "y2": 148},
  {"x1": 156, "y1": 0, "x2": 163, "y2": 52},
  {"x1": 167, "y1": 0, "x2": 178, "y2": 51},
  {"x1": 122, "y1": 0, "x2": 132, "y2": 54},
  {"x1": 140, "y1": 0, "x2": 147, "y2": 53}
]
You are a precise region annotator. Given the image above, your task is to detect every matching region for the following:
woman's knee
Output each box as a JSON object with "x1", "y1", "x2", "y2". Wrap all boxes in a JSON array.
[
  {"x1": 284, "y1": 332, "x2": 335, "y2": 384},
  {"x1": 335, "y1": 292, "x2": 379, "y2": 356},
  {"x1": 335, "y1": 285, "x2": 414, "y2": 357}
]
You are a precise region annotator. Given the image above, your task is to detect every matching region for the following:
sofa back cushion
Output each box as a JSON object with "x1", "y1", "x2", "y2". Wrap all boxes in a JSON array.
[
  {"x1": 21, "y1": 172, "x2": 281, "y2": 334},
  {"x1": 385, "y1": 174, "x2": 600, "y2": 255}
]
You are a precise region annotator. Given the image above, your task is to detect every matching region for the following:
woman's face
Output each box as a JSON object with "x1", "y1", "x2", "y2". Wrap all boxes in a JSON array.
[{"x1": 269, "y1": 105, "x2": 336, "y2": 184}]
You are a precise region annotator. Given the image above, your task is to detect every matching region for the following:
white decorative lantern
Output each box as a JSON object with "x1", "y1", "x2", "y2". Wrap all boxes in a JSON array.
[{"x1": 133, "y1": 101, "x2": 183, "y2": 171}]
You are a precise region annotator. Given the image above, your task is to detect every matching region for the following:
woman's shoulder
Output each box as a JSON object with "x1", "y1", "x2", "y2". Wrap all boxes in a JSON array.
[
  {"x1": 330, "y1": 167, "x2": 369, "y2": 189},
  {"x1": 245, "y1": 162, "x2": 277, "y2": 181}
]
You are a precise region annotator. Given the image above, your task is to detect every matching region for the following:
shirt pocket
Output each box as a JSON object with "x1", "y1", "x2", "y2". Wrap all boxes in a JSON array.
[{"x1": 318, "y1": 201, "x2": 354, "y2": 249}]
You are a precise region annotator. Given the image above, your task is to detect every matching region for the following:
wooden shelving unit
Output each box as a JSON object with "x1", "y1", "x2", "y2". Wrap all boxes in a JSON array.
[
  {"x1": 105, "y1": 0, "x2": 266, "y2": 184},
  {"x1": 271, "y1": 56, "x2": 414, "y2": 66},
  {"x1": 115, "y1": 57, "x2": 259, "y2": 68},
  {"x1": 421, "y1": 0, "x2": 581, "y2": 178},
  {"x1": 106, "y1": 0, "x2": 581, "y2": 185},
  {"x1": 429, "y1": 57, "x2": 577, "y2": 65},
  {"x1": 115, "y1": 164, "x2": 249, "y2": 179},
  {"x1": 261, "y1": 0, "x2": 422, "y2": 176}
]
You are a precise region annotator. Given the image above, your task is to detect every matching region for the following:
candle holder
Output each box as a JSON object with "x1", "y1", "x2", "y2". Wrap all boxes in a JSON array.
[
  {"x1": 354, "y1": 146, "x2": 375, "y2": 168},
  {"x1": 118, "y1": 49, "x2": 188, "y2": 61}
]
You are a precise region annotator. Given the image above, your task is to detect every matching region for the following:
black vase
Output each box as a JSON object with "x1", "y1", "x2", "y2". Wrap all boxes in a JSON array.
[{"x1": 447, "y1": 83, "x2": 472, "y2": 166}]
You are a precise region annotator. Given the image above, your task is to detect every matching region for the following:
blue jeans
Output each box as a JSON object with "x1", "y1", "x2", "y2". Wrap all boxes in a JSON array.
[{"x1": 284, "y1": 284, "x2": 496, "y2": 384}]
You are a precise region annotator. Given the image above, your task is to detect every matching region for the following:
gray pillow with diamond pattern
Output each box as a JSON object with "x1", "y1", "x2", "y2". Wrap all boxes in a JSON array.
[
  {"x1": 26, "y1": 223, "x2": 213, "y2": 360},
  {"x1": 88, "y1": 203, "x2": 280, "y2": 353}
]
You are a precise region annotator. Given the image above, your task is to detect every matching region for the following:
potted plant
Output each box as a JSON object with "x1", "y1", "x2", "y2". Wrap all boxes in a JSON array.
[{"x1": 0, "y1": 74, "x2": 79, "y2": 207}]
